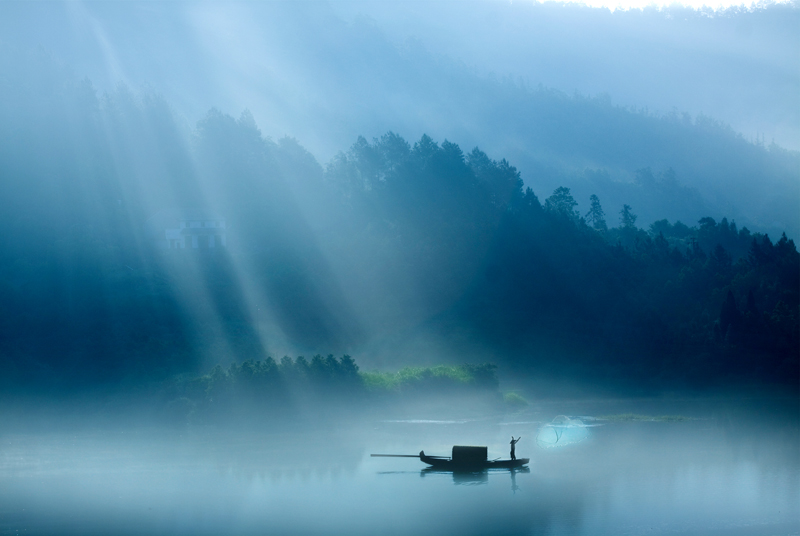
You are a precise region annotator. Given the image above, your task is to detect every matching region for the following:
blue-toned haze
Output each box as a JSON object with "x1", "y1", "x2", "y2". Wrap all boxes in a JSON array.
[{"x1": 0, "y1": 3, "x2": 798, "y2": 535}]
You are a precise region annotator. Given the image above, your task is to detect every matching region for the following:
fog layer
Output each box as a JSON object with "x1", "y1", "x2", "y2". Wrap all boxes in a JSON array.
[{"x1": 1, "y1": 1, "x2": 798, "y2": 235}]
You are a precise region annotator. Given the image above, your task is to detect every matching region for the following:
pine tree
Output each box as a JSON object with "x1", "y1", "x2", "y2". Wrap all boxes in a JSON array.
[
  {"x1": 619, "y1": 204, "x2": 637, "y2": 229},
  {"x1": 544, "y1": 186, "x2": 579, "y2": 220},
  {"x1": 585, "y1": 194, "x2": 608, "y2": 231}
]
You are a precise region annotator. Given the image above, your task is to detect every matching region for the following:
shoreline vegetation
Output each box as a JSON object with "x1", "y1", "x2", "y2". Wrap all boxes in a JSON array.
[
  {"x1": 160, "y1": 357, "x2": 503, "y2": 424},
  {"x1": 599, "y1": 413, "x2": 692, "y2": 422}
]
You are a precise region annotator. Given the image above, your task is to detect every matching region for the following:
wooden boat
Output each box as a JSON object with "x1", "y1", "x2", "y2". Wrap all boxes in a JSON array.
[
  {"x1": 419, "y1": 450, "x2": 529, "y2": 469},
  {"x1": 372, "y1": 445, "x2": 529, "y2": 470}
]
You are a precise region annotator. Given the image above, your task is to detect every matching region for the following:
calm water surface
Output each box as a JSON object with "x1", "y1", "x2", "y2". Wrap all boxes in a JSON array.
[{"x1": 1, "y1": 397, "x2": 797, "y2": 535}]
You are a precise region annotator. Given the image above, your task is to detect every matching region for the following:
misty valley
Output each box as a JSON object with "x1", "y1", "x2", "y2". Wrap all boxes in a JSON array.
[{"x1": 0, "y1": 1, "x2": 798, "y2": 535}]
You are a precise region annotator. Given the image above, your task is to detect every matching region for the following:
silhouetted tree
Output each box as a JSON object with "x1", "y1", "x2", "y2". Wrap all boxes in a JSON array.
[
  {"x1": 545, "y1": 187, "x2": 579, "y2": 220},
  {"x1": 585, "y1": 194, "x2": 608, "y2": 231},
  {"x1": 619, "y1": 204, "x2": 637, "y2": 229}
]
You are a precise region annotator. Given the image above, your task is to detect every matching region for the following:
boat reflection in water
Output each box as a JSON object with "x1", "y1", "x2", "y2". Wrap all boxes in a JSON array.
[{"x1": 420, "y1": 466, "x2": 531, "y2": 487}]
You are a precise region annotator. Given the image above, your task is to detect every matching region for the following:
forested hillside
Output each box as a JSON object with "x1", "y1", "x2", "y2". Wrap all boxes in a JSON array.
[
  {"x1": 322, "y1": 134, "x2": 799, "y2": 388},
  {"x1": 0, "y1": 51, "x2": 796, "y2": 394}
]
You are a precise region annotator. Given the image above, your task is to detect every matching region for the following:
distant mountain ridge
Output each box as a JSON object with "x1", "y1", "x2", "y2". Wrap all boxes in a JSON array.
[{"x1": 0, "y1": 1, "x2": 797, "y2": 238}]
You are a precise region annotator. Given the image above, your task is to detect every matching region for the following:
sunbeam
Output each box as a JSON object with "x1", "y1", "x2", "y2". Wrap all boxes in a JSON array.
[{"x1": 0, "y1": 1, "x2": 797, "y2": 535}]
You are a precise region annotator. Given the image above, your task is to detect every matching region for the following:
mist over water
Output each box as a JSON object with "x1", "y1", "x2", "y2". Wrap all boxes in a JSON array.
[{"x1": 1, "y1": 397, "x2": 797, "y2": 535}]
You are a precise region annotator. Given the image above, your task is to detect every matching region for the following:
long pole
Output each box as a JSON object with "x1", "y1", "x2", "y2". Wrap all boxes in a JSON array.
[{"x1": 371, "y1": 454, "x2": 449, "y2": 458}]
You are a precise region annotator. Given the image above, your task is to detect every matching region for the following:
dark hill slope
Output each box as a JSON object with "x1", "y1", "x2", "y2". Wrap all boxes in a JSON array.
[{"x1": 0, "y1": 52, "x2": 796, "y2": 393}]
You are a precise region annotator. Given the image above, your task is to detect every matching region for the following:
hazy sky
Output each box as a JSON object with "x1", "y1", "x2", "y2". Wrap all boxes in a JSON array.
[
  {"x1": 1, "y1": 0, "x2": 797, "y2": 154},
  {"x1": 0, "y1": 0, "x2": 797, "y2": 238},
  {"x1": 527, "y1": 0, "x2": 794, "y2": 10},
  {"x1": 329, "y1": 0, "x2": 800, "y2": 152}
]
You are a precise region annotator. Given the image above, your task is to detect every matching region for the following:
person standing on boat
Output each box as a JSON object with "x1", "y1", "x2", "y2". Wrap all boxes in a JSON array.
[{"x1": 510, "y1": 436, "x2": 521, "y2": 460}]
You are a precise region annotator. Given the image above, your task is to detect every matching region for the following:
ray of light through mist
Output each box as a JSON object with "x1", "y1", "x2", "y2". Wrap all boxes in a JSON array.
[{"x1": 0, "y1": 1, "x2": 797, "y2": 535}]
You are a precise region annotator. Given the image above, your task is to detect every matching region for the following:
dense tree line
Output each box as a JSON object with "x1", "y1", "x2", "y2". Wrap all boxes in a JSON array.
[
  {"x1": 0, "y1": 55, "x2": 336, "y2": 390},
  {"x1": 322, "y1": 134, "x2": 799, "y2": 388},
  {"x1": 0, "y1": 51, "x2": 796, "y2": 394},
  {"x1": 163, "y1": 356, "x2": 499, "y2": 422}
]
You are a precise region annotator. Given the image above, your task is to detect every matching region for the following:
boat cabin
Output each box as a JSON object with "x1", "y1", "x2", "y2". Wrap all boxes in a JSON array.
[{"x1": 451, "y1": 446, "x2": 487, "y2": 463}]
